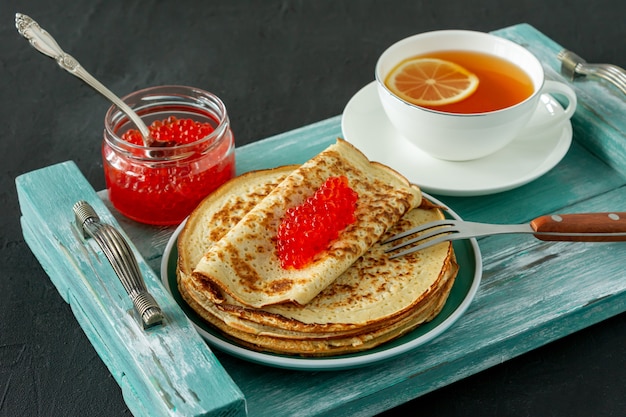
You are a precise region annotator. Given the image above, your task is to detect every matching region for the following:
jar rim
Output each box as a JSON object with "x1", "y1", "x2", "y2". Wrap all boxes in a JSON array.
[{"x1": 103, "y1": 85, "x2": 230, "y2": 154}]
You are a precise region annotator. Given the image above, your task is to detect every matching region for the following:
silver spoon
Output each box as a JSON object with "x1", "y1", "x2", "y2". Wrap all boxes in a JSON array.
[{"x1": 15, "y1": 13, "x2": 171, "y2": 147}]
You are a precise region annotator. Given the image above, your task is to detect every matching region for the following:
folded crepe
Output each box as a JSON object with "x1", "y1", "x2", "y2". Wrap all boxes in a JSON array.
[
  {"x1": 192, "y1": 139, "x2": 422, "y2": 308},
  {"x1": 178, "y1": 165, "x2": 458, "y2": 356}
]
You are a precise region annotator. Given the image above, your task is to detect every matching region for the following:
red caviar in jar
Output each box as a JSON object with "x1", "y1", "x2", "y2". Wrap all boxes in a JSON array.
[
  {"x1": 102, "y1": 86, "x2": 235, "y2": 226},
  {"x1": 276, "y1": 176, "x2": 358, "y2": 269},
  {"x1": 121, "y1": 116, "x2": 217, "y2": 146}
]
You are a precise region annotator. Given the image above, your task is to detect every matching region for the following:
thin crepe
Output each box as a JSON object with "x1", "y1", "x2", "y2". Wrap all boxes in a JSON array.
[
  {"x1": 178, "y1": 165, "x2": 457, "y2": 356},
  {"x1": 192, "y1": 139, "x2": 422, "y2": 308}
]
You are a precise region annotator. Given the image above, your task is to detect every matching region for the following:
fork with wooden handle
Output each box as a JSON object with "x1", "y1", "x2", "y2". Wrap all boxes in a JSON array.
[{"x1": 384, "y1": 212, "x2": 626, "y2": 258}]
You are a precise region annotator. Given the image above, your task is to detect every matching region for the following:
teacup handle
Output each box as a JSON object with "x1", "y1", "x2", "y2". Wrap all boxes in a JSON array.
[{"x1": 518, "y1": 80, "x2": 577, "y2": 138}]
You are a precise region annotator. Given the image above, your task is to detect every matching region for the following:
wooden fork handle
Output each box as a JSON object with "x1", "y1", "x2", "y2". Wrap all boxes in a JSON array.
[{"x1": 530, "y1": 212, "x2": 626, "y2": 241}]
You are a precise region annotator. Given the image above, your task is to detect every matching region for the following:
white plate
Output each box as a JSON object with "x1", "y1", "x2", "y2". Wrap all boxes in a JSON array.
[
  {"x1": 341, "y1": 81, "x2": 573, "y2": 197},
  {"x1": 160, "y1": 194, "x2": 482, "y2": 371}
]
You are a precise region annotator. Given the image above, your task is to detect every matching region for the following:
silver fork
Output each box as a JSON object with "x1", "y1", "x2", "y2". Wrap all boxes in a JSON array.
[
  {"x1": 557, "y1": 49, "x2": 626, "y2": 95},
  {"x1": 384, "y1": 212, "x2": 626, "y2": 258}
]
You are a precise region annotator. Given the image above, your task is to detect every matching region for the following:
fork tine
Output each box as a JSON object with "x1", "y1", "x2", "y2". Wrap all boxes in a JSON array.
[
  {"x1": 385, "y1": 224, "x2": 457, "y2": 253},
  {"x1": 387, "y1": 233, "x2": 457, "y2": 259},
  {"x1": 382, "y1": 219, "x2": 456, "y2": 244}
]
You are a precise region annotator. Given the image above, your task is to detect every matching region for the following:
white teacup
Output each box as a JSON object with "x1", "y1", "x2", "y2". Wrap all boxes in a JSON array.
[{"x1": 375, "y1": 30, "x2": 577, "y2": 161}]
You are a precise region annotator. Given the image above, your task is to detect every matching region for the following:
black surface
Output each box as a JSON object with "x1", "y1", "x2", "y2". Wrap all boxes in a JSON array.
[{"x1": 2, "y1": 1, "x2": 626, "y2": 416}]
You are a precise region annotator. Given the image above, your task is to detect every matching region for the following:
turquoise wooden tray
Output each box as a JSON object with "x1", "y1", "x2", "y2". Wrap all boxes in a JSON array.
[{"x1": 16, "y1": 23, "x2": 626, "y2": 417}]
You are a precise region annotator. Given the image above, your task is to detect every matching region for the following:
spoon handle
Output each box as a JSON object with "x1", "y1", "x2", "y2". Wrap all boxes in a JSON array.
[{"x1": 15, "y1": 13, "x2": 151, "y2": 140}]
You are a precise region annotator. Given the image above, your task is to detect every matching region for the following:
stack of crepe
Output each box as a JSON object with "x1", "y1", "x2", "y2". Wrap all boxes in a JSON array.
[{"x1": 177, "y1": 139, "x2": 458, "y2": 356}]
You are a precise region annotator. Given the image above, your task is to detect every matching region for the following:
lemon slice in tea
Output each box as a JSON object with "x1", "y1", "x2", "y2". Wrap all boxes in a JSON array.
[{"x1": 385, "y1": 57, "x2": 479, "y2": 106}]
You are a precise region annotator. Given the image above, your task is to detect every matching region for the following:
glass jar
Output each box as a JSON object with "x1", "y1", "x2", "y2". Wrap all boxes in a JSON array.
[{"x1": 102, "y1": 85, "x2": 236, "y2": 225}]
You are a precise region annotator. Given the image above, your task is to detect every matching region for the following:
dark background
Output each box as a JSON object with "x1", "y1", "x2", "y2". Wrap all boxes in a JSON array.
[{"x1": 2, "y1": 1, "x2": 625, "y2": 416}]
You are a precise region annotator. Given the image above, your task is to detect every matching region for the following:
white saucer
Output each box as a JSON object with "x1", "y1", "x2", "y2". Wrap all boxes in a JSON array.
[{"x1": 341, "y1": 82, "x2": 573, "y2": 196}]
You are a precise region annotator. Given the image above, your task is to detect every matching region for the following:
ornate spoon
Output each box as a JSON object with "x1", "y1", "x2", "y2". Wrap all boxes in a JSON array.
[{"x1": 15, "y1": 13, "x2": 168, "y2": 147}]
